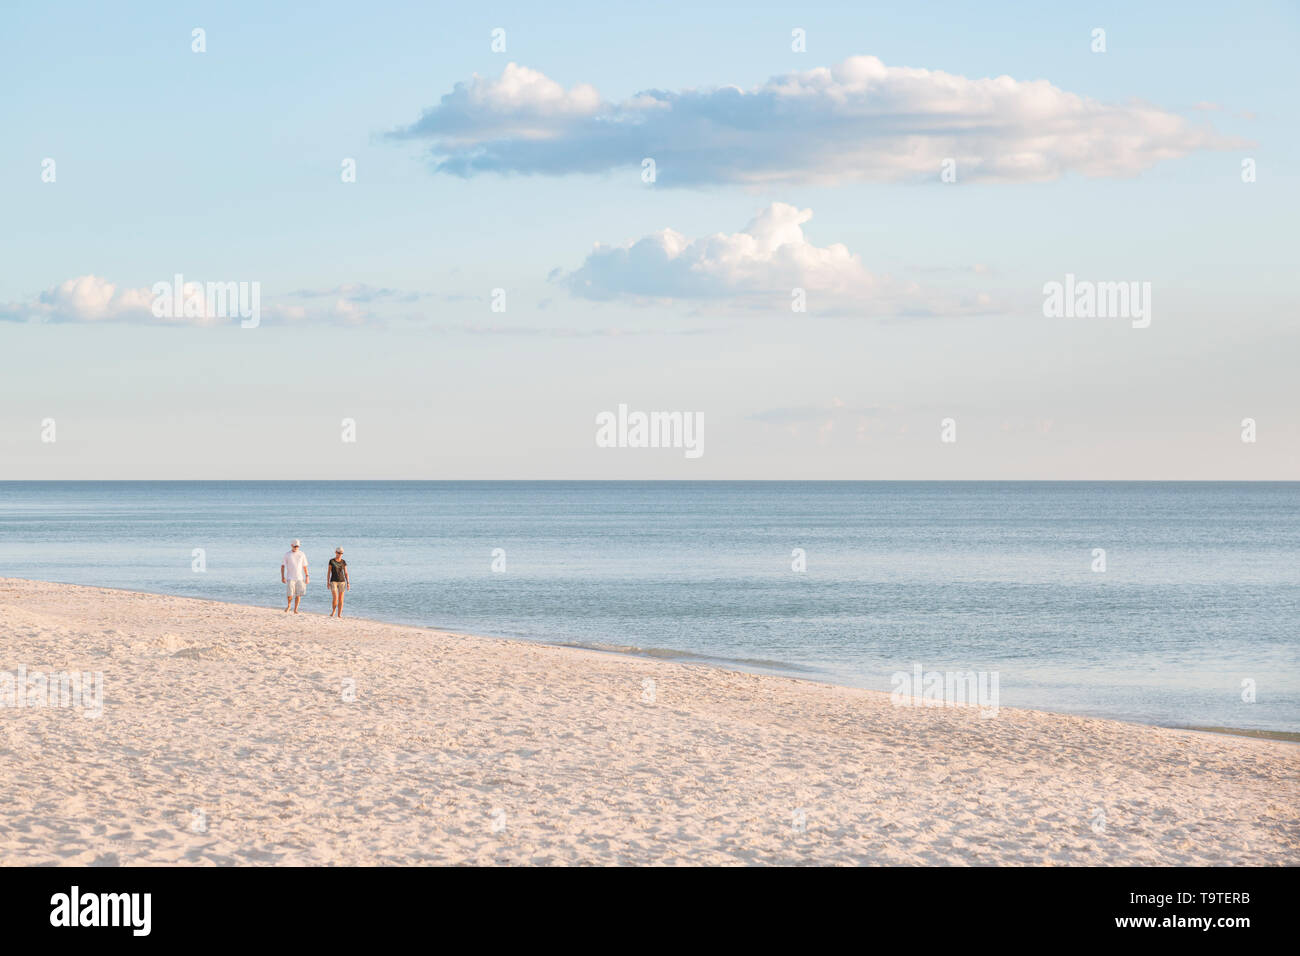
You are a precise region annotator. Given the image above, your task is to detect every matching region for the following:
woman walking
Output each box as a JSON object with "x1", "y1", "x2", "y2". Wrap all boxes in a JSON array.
[{"x1": 328, "y1": 547, "x2": 350, "y2": 618}]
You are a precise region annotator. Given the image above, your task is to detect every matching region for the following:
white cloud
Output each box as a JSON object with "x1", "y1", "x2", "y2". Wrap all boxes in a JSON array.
[
  {"x1": 0, "y1": 275, "x2": 156, "y2": 323},
  {"x1": 391, "y1": 63, "x2": 603, "y2": 148},
  {"x1": 388, "y1": 56, "x2": 1242, "y2": 184},
  {"x1": 0, "y1": 275, "x2": 249, "y2": 325},
  {"x1": 564, "y1": 203, "x2": 867, "y2": 299},
  {"x1": 0, "y1": 277, "x2": 407, "y2": 325},
  {"x1": 561, "y1": 202, "x2": 990, "y2": 316}
]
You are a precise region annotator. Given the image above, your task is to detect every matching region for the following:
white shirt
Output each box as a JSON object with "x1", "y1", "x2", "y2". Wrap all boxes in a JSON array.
[{"x1": 283, "y1": 549, "x2": 309, "y2": 581}]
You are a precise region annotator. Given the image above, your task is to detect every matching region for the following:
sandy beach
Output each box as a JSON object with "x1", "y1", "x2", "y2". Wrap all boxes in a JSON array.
[{"x1": 1, "y1": 576, "x2": 1296, "y2": 866}]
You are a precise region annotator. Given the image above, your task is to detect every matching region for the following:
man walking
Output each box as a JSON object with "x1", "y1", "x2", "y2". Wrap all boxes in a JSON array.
[{"x1": 281, "y1": 539, "x2": 309, "y2": 613}]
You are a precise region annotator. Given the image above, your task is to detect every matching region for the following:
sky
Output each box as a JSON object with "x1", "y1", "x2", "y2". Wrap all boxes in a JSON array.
[{"x1": 1, "y1": 0, "x2": 1297, "y2": 479}]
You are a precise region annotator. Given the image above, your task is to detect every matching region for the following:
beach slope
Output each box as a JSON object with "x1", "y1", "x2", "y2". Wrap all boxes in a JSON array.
[{"x1": 0, "y1": 578, "x2": 1295, "y2": 865}]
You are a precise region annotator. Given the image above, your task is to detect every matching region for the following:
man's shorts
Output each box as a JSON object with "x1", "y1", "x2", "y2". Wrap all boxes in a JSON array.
[
  {"x1": 329, "y1": 581, "x2": 345, "y2": 594},
  {"x1": 286, "y1": 579, "x2": 307, "y2": 598}
]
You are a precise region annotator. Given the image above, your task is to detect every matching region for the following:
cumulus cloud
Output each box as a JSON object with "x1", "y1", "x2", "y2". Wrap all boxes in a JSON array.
[
  {"x1": 564, "y1": 203, "x2": 866, "y2": 300},
  {"x1": 560, "y1": 202, "x2": 991, "y2": 316},
  {"x1": 387, "y1": 56, "x2": 1241, "y2": 185},
  {"x1": 0, "y1": 277, "x2": 415, "y2": 325},
  {"x1": 0, "y1": 275, "x2": 157, "y2": 323},
  {"x1": 392, "y1": 63, "x2": 603, "y2": 148}
]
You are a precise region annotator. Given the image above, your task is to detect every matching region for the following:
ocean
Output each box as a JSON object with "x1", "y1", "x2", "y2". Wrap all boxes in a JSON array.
[{"x1": 1, "y1": 481, "x2": 1296, "y2": 733}]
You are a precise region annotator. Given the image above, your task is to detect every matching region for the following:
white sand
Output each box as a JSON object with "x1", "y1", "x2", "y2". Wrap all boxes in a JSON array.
[{"x1": 1, "y1": 577, "x2": 1296, "y2": 866}]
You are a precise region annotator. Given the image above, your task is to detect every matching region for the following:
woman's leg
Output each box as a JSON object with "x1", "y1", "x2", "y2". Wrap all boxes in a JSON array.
[{"x1": 337, "y1": 584, "x2": 345, "y2": 618}]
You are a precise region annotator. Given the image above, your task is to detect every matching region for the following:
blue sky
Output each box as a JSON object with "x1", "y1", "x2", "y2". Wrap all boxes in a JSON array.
[{"x1": 1, "y1": 0, "x2": 1296, "y2": 478}]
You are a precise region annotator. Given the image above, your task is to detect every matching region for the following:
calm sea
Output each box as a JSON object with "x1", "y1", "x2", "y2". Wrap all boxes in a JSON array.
[{"x1": 1, "y1": 481, "x2": 1296, "y2": 733}]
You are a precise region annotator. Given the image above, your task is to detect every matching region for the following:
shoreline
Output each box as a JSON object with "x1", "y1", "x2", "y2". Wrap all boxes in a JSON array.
[
  {"x1": 2, "y1": 576, "x2": 1296, "y2": 865},
  {"x1": 1178, "y1": 725, "x2": 1300, "y2": 744},
  {"x1": 4, "y1": 576, "x2": 1292, "y2": 743}
]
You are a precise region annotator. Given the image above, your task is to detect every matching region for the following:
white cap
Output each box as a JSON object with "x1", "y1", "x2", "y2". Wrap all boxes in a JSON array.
[
  {"x1": 291, "y1": 539, "x2": 300, "y2": 547},
  {"x1": 335, "y1": 547, "x2": 343, "y2": 554}
]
